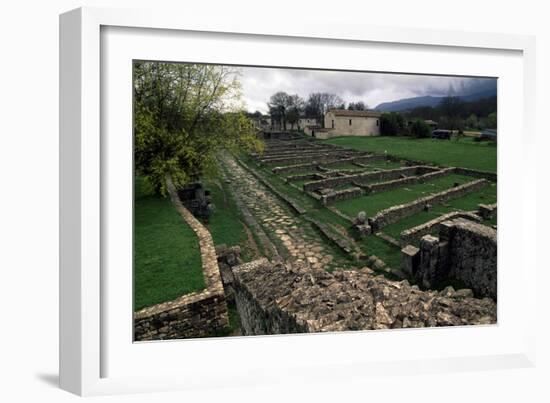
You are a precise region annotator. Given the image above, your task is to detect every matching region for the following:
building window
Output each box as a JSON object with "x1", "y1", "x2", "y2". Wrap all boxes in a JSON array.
[
  {"x1": 331, "y1": 120, "x2": 335, "y2": 129},
  {"x1": 376, "y1": 119, "x2": 379, "y2": 126},
  {"x1": 349, "y1": 119, "x2": 352, "y2": 125}
]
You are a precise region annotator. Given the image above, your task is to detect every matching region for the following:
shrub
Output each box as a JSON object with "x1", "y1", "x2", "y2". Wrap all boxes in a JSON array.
[
  {"x1": 410, "y1": 119, "x2": 431, "y2": 138},
  {"x1": 380, "y1": 112, "x2": 405, "y2": 136}
]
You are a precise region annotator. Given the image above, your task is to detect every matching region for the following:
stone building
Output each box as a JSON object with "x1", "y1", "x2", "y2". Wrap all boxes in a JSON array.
[
  {"x1": 319, "y1": 109, "x2": 382, "y2": 139},
  {"x1": 270, "y1": 116, "x2": 318, "y2": 132}
]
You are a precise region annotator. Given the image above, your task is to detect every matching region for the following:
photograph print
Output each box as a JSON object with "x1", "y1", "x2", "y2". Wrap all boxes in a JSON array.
[{"x1": 133, "y1": 61, "x2": 497, "y2": 341}]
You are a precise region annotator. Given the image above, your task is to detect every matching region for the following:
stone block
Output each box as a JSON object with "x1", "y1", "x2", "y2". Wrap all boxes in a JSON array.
[{"x1": 401, "y1": 244, "x2": 420, "y2": 276}]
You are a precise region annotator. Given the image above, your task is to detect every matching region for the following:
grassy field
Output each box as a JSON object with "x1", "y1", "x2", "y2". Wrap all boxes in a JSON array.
[
  {"x1": 324, "y1": 136, "x2": 497, "y2": 172},
  {"x1": 333, "y1": 173, "x2": 480, "y2": 218},
  {"x1": 134, "y1": 177, "x2": 205, "y2": 311},
  {"x1": 382, "y1": 182, "x2": 497, "y2": 240},
  {"x1": 204, "y1": 178, "x2": 258, "y2": 261}
]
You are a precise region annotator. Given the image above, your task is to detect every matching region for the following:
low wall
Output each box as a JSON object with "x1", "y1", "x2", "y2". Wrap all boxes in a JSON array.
[
  {"x1": 320, "y1": 187, "x2": 363, "y2": 205},
  {"x1": 260, "y1": 150, "x2": 357, "y2": 166},
  {"x1": 442, "y1": 219, "x2": 497, "y2": 299},
  {"x1": 369, "y1": 179, "x2": 488, "y2": 231},
  {"x1": 232, "y1": 259, "x2": 496, "y2": 335},
  {"x1": 134, "y1": 178, "x2": 229, "y2": 341},
  {"x1": 303, "y1": 165, "x2": 426, "y2": 192},
  {"x1": 304, "y1": 216, "x2": 354, "y2": 255},
  {"x1": 285, "y1": 173, "x2": 325, "y2": 183},
  {"x1": 366, "y1": 168, "x2": 454, "y2": 194},
  {"x1": 454, "y1": 167, "x2": 497, "y2": 182},
  {"x1": 259, "y1": 146, "x2": 336, "y2": 159},
  {"x1": 478, "y1": 203, "x2": 497, "y2": 220},
  {"x1": 400, "y1": 211, "x2": 482, "y2": 245},
  {"x1": 403, "y1": 218, "x2": 497, "y2": 299}
]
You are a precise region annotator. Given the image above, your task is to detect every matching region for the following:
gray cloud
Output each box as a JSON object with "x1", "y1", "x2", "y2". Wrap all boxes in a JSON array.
[{"x1": 236, "y1": 66, "x2": 496, "y2": 113}]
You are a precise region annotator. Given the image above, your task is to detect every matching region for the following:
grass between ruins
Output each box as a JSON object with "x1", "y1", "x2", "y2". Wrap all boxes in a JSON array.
[
  {"x1": 204, "y1": 177, "x2": 258, "y2": 261},
  {"x1": 332, "y1": 173, "x2": 486, "y2": 218},
  {"x1": 324, "y1": 136, "x2": 497, "y2": 173},
  {"x1": 238, "y1": 136, "x2": 498, "y2": 276},
  {"x1": 134, "y1": 177, "x2": 205, "y2": 311},
  {"x1": 238, "y1": 154, "x2": 408, "y2": 272},
  {"x1": 382, "y1": 183, "x2": 497, "y2": 240}
]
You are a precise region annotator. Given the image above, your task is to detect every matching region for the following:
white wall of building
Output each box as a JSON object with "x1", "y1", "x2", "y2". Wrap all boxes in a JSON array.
[{"x1": 324, "y1": 111, "x2": 381, "y2": 137}]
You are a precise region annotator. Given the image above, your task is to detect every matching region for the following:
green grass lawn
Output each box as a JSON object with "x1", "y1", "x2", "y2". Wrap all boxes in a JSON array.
[
  {"x1": 333, "y1": 173, "x2": 481, "y2": 218},
  {"x1": 134, "y1": 177, "x2": 205, "y2": 311},
  {"x1": 204, "y1": 178, "x2": 258, "y2": 261},
  {"x1": 382, "y1": 182, "x2": 497, "y2": 239},
  {"x1": 204, "y1": 180, "x2": 246, "y2": 247},
  {"x1": 359, "y1": 235, "x2": 403, "y2": 269},
  {"x1": 324, "y1": 136, "x2": 496, "y2": 172}
]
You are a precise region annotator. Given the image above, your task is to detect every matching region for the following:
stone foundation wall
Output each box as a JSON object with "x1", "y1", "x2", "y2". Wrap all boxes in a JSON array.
[
  {"x1": 259, "y1": 146, "x2": 336, "y2": 159},
  {"x1": 400, "y1": 211, "x2": 482, "y2": 245},
  {"x1": 320, "y1": 187, "x2": 363, "y2": 205},
  {"x1": 369, "y1": 179, "x2": 488, "y2": 230},
  {"x1": 285, "y1": 173, "x2": 325, "y2": 183},
  {"x1": 232, "y1": 259, "x2": 496, "y2": 335},
  {"x1": 478, "y1": 203, "x2": 497, "y2": 220},
  {"x1": 402, "y1": 218, "x2": 497, "y2": 299},
  {"x1": 303, "y1": 165, "x2": 428, "y2": 192},
  {"x1": 442, "y1": 219, "x2": 497, "y2": 299},
  {"x1": 366, "y1": 168, "x2": 454, "y2": 194},
  {"x1": 134, "y1": 178, "x2": 229, "y2": 341},
  {"x1": 454, "y1": 167, "x2": 497, "y2": 182},
  {"x1": 260, "y1": 151, "x2": 358, "y2": 166},
  {"x1": 304, "y1": 216, "x2": 354, "y2": 255}
]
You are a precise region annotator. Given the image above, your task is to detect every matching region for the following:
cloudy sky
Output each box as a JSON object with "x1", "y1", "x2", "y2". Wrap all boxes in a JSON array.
[{"x1": 236, "y1": 66, "x2": 496, "y2": 113}]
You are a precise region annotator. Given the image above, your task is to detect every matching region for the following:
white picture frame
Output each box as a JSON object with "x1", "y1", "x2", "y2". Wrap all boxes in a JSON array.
[{"x1": 60, "y1": 6, "x2": 538, "y2": 396}]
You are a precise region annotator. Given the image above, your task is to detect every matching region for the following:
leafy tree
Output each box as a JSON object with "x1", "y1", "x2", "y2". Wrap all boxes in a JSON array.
[
  {"x1": 380, "y1": 112, "x2": 405, "y2": 136},
  {"x1": 487, "y1": 112, "x2": 497, "y2": 129},
  {"x1": 466, "y1": 113, "x2": 479, "y2": 129},
  {"x1": 267, "y1": 92, "x2": 290, "y2": 130},
  {"x1": 347, "y1": 101, "x2": 367, "y2": 111},
  {"x1": 267, "y1": 92, "x2": 304, "y2": 130},
  {"x1": 406, "y1": 96, "x2": 496, "y2": 126},
  {"x1": 286, "y1": 94, "x2": 305, "y2": 130},
  {"x1": 133, "y1": 61, "x2": 263, "y2": 195},
  {"x1": 305, "y1": 92, "x2": 344, "y2": 127},
  {"x1": 410, "y1": 119, "x2": 431, "y2": 138}
]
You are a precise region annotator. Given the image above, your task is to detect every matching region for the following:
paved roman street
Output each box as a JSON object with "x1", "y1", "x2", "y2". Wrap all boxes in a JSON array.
[{"x1": 219, "y1": 153, "x2": 339, "y2": 271}]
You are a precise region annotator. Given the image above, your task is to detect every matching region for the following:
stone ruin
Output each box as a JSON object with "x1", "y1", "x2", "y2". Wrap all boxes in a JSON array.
[
  {"x1": 231, "y1": 258, "x2": 496, "y2": 335},
  {"x1": 177, "y1": 182, "x2": 215, "y2": 219},
  {"x1": 401, "y1": 218, "x2": 497, "y2": 300},
  {"x1": 140, "y1": 138, "x2": 498, "y2": 340}
]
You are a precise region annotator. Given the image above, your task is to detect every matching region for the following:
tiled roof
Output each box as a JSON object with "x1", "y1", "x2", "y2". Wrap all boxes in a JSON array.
[{"x1": 327, "y1": 109, "x2": 382, "y2": 118}]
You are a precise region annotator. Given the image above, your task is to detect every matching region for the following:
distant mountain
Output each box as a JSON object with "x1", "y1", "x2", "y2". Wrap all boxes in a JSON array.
[{"x1": 374, "y1": 88, "x2": 497, "y2": 112}]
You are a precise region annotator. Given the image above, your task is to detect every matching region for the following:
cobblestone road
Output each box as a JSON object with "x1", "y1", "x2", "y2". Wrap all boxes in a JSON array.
[{"x1": 219, "y1": 153, "x2": 336, "y2": 270}]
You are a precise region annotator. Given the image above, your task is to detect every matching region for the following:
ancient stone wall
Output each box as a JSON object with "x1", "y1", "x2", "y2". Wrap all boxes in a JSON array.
[
  {"x1": 478, "y1": 203, "x2": 497, "y2": 220},
  {"x1": 453, "y1": 167, "x2": 497, "y2": 182},
  {"x1": 303, "y1": 165, "x2": 426, "y2": 192},
  {"x1": 134, "y1": 178, "x2": 229, "y2": 341},
  {"x1": 232, "y1": 259, "x2": 496, "y2": 335},
  {"x1": 369, "y1": 179, "x2": 488, "y2": 230},
  {"x1": 260, "y1": 150, "x2": 358, "y2": 166},
  {"x1": 285, "y1": 173, "x2": 325, "y2": 183},
  {"x1": 303, "y1": 216, "x2": 354, "y2": 255},
  {"x1": 442, "y1": 219, "x2": 497, "y2": 299},
  {"x1": 320, "y1": 187, "x2": 363, "y2": 205},
  {"x1": 366, "y1": 167, "x2": 454, "y2": 194},
  {"x1": 400, "y1": 211, "x2": 482, "y2": 245},
  {"x1": 402, "y1": 218, "x2": 497, "y2": 299}
]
